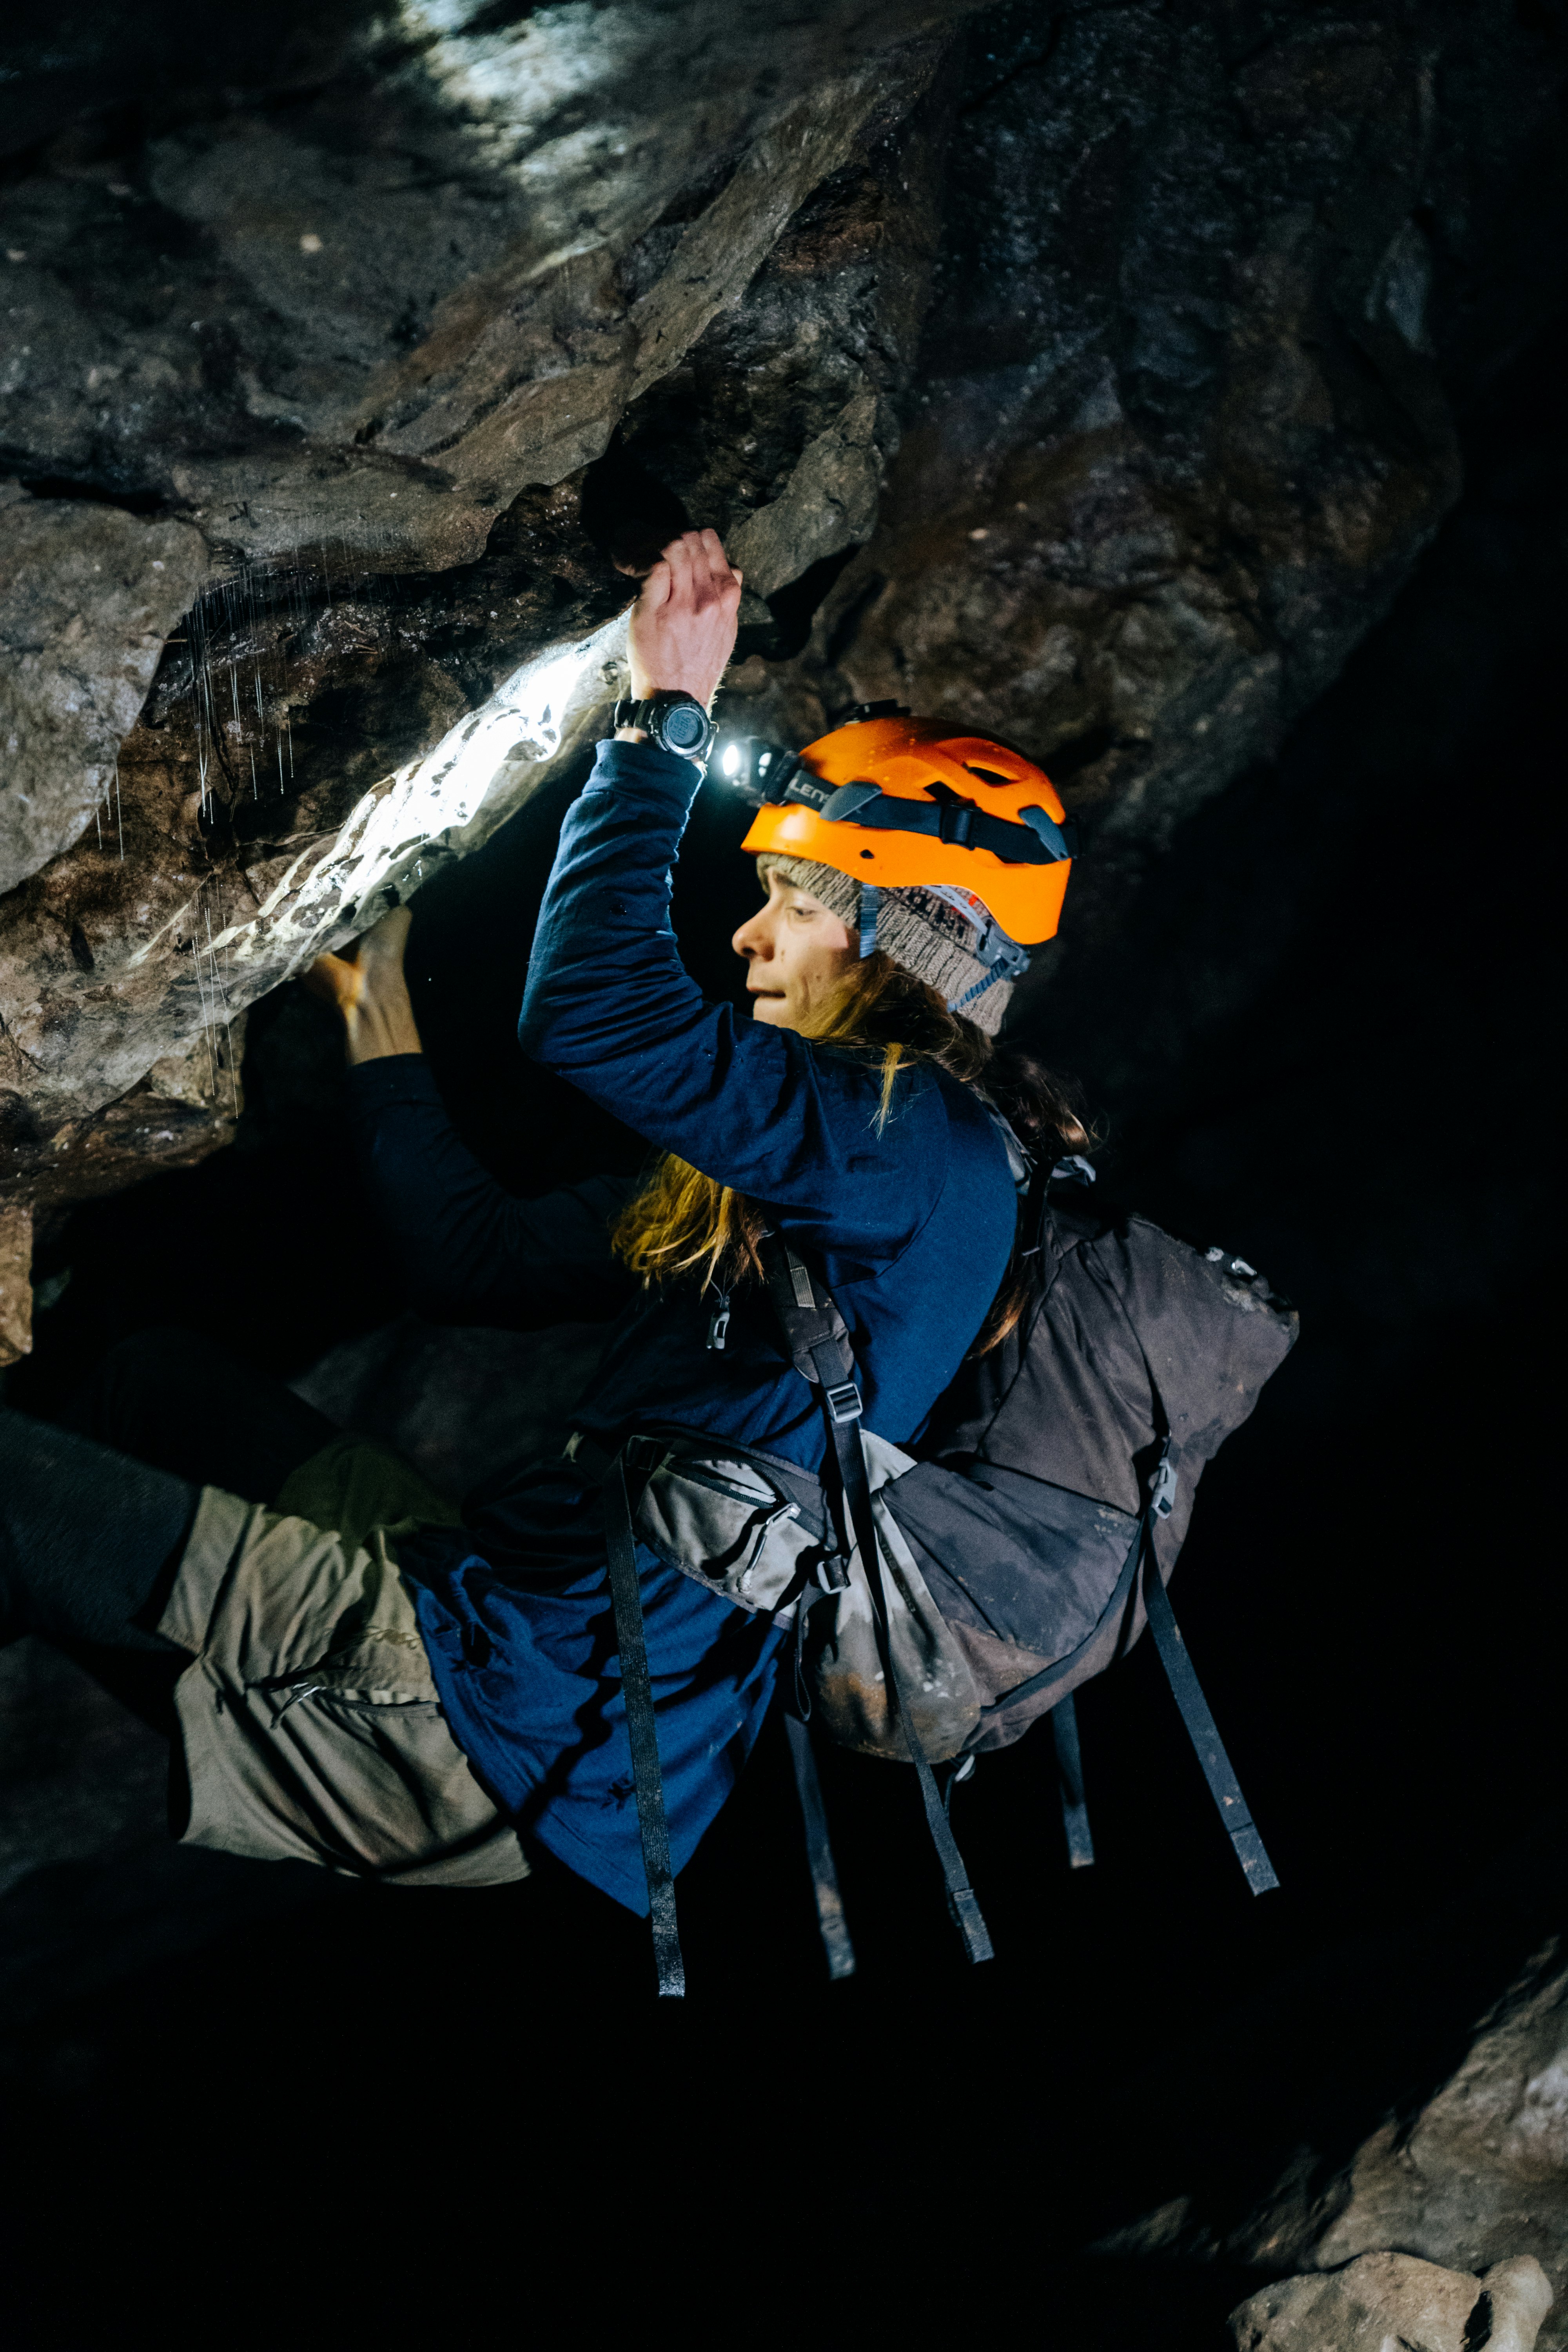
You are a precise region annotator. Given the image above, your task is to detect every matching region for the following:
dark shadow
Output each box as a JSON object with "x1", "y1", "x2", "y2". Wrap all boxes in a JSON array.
[
  {"x1": 735, "y1": 546, "x2": 861, "y2": 665},
  {"x1": 579, "y1": 429, "x2": 693, "y2": 577}
]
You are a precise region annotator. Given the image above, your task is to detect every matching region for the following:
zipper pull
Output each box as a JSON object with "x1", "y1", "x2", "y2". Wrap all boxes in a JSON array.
[
  {"x1": 269, "y1": 1679, "x2": 325, "y2": 1720},
  {"x1": 1149, "y1": 1439, "x2": 1178, "y2": 1519},
  {"x1": 706, "y1": 1286, "x2": 731, "y2": 1351}
]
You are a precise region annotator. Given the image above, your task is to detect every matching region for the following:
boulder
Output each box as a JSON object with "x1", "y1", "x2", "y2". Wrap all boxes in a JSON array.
[
  {"x1": 1229, "y1": 2250, "x2": 1553, "y2": 2352},
  {"x1": 1234, "y1": 1949, "x2": 1568, "y2": 2341}
]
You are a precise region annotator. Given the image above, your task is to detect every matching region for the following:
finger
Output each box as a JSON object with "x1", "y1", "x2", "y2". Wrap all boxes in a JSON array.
[
  {"x1": 661, "y1": 535, "x2": 695, "y2": 603},
  {"x1": 639, "y1": 556, "x2": 673, "y2": 611},
  {"x1": 362, "y1": 904, "x2": 412, "y2": 954},
  {"x1": 690, "y1": 526, "x2": 727, "y2": 609},
  {"x1": 699, "y1": 527, "x2": 741, "y2": 601}
]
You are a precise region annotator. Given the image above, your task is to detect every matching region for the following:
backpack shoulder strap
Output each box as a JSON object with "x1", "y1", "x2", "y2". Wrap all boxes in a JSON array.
[
  {"x1": 757, "y1": 1233, "x2": 863, "y2": 1435},
  {"x1": 568, "y1": 1432, "x2": 687, "y2": 1996},
  {"x1": 1097, "y1": 1272, "x2": 1282, "y2": 1898},
  {"x1": 1140, "y1": 1555, "x2": 1278, "y2": 1895},
  {"x1": 757, "y1": 1229, "x2": 995, "y2": 1965}
]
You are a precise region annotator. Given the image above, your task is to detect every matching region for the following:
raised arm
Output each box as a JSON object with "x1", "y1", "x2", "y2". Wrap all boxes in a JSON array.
[
  {"x1": 310, "y1": 912, "x2": 635, "y2": 1328},
  {"x1": 519, "y1": 534, "x2": 937, "y2": 1258}
]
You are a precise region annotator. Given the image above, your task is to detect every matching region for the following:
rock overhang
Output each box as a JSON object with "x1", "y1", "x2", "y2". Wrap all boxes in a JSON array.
[{"x1": 1, "y1": 0, "x2": 1565, "y2": 1365}]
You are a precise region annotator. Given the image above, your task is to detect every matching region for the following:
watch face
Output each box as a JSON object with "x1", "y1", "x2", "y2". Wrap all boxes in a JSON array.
[{"x1": 661, "y1": 701, "x2": 710, "y2": 752}]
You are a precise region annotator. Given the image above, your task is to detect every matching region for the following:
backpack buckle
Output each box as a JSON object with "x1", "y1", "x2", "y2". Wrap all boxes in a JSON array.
[
  {"x1": 825, "y1": 1381, "x2": 863, "y2": 1425},
  {"x1": 1149, "y1": 1444, "x2": 1178, "y2": 1519}
]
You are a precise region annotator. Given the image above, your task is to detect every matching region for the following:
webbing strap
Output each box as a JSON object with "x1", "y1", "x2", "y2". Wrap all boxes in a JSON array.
[
  {"x1": 1097, "y1": 1278, "x2": 1281, "y2": 1902},
  {"x1": 1142, "y1": 1550, "x2": 1279, "y2": 1897},
  {"x1": 1051, "y1": 1691, "x2": 1095, "y2": 1869},
  {"x1": 783, "y1": 1714, "x2": 857, "y2": 1980},
  {"x1": 759, "y1": 1229, "x2": 994, "y2": 1965},
  {"x1": 601, "y1": 1451, "x2": 687, "y2": 1995},
  {"x1": 827, "y1": 1360, "x2": 994, "y2": 1966},
  {"x1": 818, "y1": 782, "x2": 1074, "y2": 866}
]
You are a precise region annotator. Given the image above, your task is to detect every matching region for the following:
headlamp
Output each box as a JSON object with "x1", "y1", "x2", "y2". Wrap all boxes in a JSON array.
[{"x1": 713, "y1": 735, "x2": 829, "y2": 811}]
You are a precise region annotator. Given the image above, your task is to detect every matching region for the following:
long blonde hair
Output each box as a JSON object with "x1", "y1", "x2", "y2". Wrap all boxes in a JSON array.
[{"x1": 612, "y1": 954, "x2": 1093, "y2": 1350}]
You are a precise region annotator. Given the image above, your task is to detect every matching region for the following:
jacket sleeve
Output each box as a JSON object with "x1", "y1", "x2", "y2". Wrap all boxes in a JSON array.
[
  {"x1": 518, "y1": 739, "x2": 947, "y2": 1267},
  {"x1": 346, "y1": 1055, "x2": 637, "y2": 1328}
]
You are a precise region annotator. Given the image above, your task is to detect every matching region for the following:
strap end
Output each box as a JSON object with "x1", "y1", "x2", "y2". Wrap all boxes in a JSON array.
[
  {"x1": 947, "y1": 1886, "x2": 996, "y2": 1965},
  {"x1": 1232, "y1": 1825, "x2": 1281, "y2": 1896}
]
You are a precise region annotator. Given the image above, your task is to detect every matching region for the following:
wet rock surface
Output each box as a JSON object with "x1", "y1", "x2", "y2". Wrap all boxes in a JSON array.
[
  {"x1": 0, "y1": 0, "x2": 962, "y2": 1211},
  {"x1": 0, "y1": 486, "x2": 207, "y2": 896}
]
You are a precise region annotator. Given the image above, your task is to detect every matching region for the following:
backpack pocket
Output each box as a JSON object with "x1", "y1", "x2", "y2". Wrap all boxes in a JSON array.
[
  {"x1": 886, "y1": 1462, "x2": 1139, "y2": 1661},
  {"x1": 630, "y1": 1435, "x2": 829, "y2": 1617},
  {"x1": 806, "y1": 1433, "x2": 983, "y2": 1765}
]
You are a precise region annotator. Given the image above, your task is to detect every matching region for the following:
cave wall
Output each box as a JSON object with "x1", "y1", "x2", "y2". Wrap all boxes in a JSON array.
[
  {"x1": 3, "y1": 0, "x2": 1565, "y2": 1370},
  {"x1": 0, "y1": 0, "x2": 973, "y2": 1316},
  {"x1": 730, "y1": 0, "x2": 1567, "y2": 942}
]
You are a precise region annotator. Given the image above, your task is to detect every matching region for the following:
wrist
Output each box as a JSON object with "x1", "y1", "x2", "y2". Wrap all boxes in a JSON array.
[
  {"x1": 626, "y1": 676, "x2": 713, "y2": 706},
  {"x1": 342, "y1": 993, "x2": 423, "y2": 1066},
  {"x1": 613, "y1": 689, "x2": 716, "y2": 763}
]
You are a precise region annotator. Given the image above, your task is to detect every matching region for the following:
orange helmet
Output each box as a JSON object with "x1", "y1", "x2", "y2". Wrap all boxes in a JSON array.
[{"x1": 732, "y1": 705, "x2": 1075, "y2": 946}]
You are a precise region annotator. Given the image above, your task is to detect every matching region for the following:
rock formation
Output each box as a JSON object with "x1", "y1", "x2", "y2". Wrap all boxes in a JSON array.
[
  {"x1": 1229, "y1": 1945, "x2": 1568, "y2": 2344},
  {"x1": 1230, "y1": 2251, "x2": 1553, "y2": 2352},
  {"x1": 3, "y1": 0, "x2": 1564, "y2": 1359},
  {"x1": 0, "y1": 0, "x2": 965, "y2": 1331}
]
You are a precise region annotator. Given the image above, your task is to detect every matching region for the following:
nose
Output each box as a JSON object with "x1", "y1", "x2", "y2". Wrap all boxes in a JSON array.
[{"x1": 732, "y1": 909, "x2": 770, "y2": 962}]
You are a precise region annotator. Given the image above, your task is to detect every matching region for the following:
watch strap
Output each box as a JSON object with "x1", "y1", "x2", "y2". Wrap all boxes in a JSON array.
[{"x1": 612, "y1": 693, "x2": 715, "y2": 762}]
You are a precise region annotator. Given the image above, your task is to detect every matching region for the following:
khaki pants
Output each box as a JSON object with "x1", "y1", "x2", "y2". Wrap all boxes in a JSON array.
[{"x1": 158, "y1": 1434, "x2": 527, "y2": 1888}]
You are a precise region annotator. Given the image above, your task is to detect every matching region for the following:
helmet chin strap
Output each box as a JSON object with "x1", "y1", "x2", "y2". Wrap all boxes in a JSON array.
[
  {"x1": 858, "y1": 884, "x2": 881, "y2": 959},
  {"x1": 951, "y1": 963, "x2": 1006, "y2": 1013}
]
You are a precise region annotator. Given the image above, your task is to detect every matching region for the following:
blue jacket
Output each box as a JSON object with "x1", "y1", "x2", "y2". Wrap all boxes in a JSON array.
[{"x1": 348, "y1": 737, "x2": 1016, "y2": 1910}]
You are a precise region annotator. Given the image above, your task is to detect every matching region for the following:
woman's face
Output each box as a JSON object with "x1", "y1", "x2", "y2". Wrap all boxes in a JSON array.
[{"x1": 733, "y1": 870, "x2": 857, "y2": 1030}]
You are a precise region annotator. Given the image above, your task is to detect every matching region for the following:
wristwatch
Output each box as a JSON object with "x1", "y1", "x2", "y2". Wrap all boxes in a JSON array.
[{"x1": 612, "y1": 691, "x2": 717, "y2": 765}]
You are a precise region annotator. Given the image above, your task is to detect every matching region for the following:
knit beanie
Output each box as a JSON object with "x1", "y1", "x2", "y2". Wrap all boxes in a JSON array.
[{"x1": 756, "y1": 853, "x2": 1022, "y2": 1036}]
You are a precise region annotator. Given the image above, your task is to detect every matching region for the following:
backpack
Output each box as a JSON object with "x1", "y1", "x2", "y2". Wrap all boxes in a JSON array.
[{"x1": 574, "y1": 1163, "x2": 1298, "y2": 1996}]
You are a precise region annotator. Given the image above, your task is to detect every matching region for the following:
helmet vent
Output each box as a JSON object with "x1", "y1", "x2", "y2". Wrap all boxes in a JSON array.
[{"x1": 965, "y1": 764, "x2": 1014, "y2": 787}]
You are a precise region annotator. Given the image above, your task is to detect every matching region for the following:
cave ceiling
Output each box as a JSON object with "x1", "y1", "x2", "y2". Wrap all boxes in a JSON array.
[{"x1": 0, "y1": 0, "x2": 1564, "y2": 1342}]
